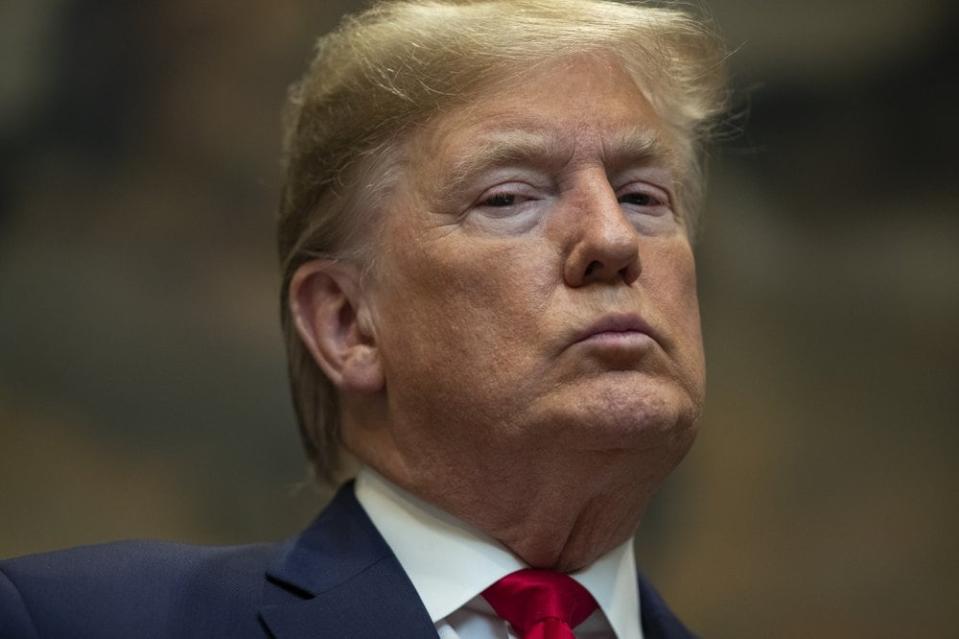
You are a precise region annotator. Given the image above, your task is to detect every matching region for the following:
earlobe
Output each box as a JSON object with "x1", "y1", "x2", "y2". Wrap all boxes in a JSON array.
[{"x1": 289, "y1": 260, "x2": 385, "y2": 394}]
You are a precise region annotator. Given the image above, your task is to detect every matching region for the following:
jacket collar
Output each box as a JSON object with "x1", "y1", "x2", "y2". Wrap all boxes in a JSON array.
[
  {"x1": 637, "y1": 572, "x2": 698, "y2": 639},
  {"x1": 258, "y1": 481, "x2": 439, "y2": 639},
  {"x1": 258, "y1": 480, "x2": 695, "y2": 639}
]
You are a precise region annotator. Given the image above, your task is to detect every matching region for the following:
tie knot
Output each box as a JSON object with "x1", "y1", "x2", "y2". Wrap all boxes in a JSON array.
[{"x1": 482, "y1": 569, "x2": 598, "y2": 638}]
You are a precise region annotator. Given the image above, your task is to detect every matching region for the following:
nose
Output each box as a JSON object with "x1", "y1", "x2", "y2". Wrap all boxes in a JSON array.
[{"x1": 563, "y1": 178, "x2": 641, "y2": 287}]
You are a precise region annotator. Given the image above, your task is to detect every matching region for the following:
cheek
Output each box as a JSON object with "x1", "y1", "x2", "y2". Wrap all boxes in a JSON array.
[
  {"x1": 646, "y1": 242, "x2": 705, "y2": 377},
  {"x1": 374, "y1": 235, "x2": 554, "y2": 389}
]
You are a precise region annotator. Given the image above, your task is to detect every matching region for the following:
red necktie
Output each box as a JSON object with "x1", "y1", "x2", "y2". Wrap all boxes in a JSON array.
[{"x1": 481, "y1": 569, "x2": 599, "y2": 639}]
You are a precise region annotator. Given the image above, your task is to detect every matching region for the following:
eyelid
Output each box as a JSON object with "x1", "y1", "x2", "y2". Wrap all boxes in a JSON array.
[
  {"x1": 615, "y1": 180, "x2": 673, "y2": 207},
  {"x1": 474, "y1": 180, "x2": 540, "y2": 205}
]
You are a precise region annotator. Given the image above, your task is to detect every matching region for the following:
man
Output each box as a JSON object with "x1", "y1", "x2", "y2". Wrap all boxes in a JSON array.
[{"x1": 0, "y1": 1, "x2": 726, "y2": 637}]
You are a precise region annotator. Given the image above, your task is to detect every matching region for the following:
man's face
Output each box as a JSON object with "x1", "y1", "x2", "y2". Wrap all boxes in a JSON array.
[{"x1": 358, "y1": 55, "x2": 705, "y2": 495}]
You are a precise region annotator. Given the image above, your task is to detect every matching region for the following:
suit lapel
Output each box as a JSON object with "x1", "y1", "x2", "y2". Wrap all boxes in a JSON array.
[
  {"x1": 258, "y1": 481, "x2": 438, "y2": 639},
  {"x1": 259, "y1": 481, "x2": 694, "y2": 639},
  {"x1": 637, "y1": 571, "x2": 698, "y2": 639}
]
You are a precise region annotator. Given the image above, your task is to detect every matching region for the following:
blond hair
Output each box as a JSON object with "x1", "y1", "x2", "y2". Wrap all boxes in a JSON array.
[{"x1": 278, "y1": 0, "x2": 728, "y2": 483}]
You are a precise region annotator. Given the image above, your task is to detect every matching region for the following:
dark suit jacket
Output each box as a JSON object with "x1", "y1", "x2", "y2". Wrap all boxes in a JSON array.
[{"x1": 0, "y1": 482, "x2": 696, "y2": 638}]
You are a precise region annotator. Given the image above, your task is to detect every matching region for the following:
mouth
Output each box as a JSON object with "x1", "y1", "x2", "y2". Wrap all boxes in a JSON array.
[{"x1": 572, "y1": 313, "x2": 656, "y2": 347}]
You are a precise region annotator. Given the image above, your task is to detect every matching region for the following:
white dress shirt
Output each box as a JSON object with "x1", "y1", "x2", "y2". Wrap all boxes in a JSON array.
[{"x1": 355, "y1": 467, "x2": 644, "y2": 639}]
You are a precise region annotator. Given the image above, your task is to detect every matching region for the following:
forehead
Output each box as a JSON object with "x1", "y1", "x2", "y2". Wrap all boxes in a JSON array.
[{"x1": 410, "y1": 55, "x2": 679, "y2": 176}]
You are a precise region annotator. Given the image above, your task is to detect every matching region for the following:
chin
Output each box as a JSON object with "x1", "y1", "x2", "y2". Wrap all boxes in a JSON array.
[{"x1": 537, "y1": 375, "x2": 702, "y2": 452}]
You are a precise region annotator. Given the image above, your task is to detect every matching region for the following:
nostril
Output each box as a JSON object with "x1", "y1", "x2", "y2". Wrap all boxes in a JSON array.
[{"x1": 584, "y1": 260, "x2": 601, "y2": 278}]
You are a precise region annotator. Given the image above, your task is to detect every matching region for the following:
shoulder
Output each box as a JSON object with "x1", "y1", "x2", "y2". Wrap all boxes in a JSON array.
[{"x1": 0, "y1": 540, "x2": 279, "y2": 639}]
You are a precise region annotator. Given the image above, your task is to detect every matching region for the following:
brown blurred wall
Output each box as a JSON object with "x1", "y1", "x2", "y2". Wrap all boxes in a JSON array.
[{"x1": 1, "y1": 1, "x2": 957, "y2": 637}]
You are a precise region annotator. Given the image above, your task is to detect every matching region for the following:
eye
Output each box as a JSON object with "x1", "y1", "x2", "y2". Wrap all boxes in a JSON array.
[
  {"x1": 619, "y1": 192, "x2": 663, "y2": 207},
  {"x1": 467, "y1": 182, "x2": 545, "y2": 230},
  {"x1": 483, "y1": 192, "x2": 519, "y2": 207},
  {"x1": 473, "y1": 183, "x2": 539, "y2": 212},
  {"x1": 616, "y1": 182, "x2": 671, "y2": 215}
]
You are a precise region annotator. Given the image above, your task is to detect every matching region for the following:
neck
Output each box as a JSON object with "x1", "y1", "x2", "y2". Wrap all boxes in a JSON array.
[
  {"x1": 446, "y1": 452, "x2": 660, "y2": 571},
  {"x1": 357, "y1": 443, "x2": 686, "y2": 571},
  {"x1": 341, "y1": 404, "x2": 696, "y2": 572}
]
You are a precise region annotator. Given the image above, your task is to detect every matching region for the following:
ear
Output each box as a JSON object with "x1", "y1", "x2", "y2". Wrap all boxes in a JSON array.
[{"x1": 288, "y1": 260, "x2": 384, "y2": 394}]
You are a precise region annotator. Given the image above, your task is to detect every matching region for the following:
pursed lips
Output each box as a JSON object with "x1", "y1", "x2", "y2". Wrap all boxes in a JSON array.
[{"x1": 572, "y1": 313, "x2": 657, "y2": 346}]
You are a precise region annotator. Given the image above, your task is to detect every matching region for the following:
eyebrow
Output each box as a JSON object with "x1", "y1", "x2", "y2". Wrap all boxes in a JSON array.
[
  {"x1": 441, "y1": 128, "x2": 571, "y2": 188},
  {"x1": 603, "y1": 126, "x2": 676, "y2": 173}
]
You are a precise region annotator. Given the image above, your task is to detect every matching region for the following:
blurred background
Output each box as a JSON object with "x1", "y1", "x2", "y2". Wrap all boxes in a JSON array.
[{"x1": 1, "y1": 0, "x2": 956, "y2": 636}]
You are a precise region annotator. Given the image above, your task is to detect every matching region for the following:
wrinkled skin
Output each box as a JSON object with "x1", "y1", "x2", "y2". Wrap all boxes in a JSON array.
[{"x1": 331, "y1": 55, "x2": 706, "y2": 570}]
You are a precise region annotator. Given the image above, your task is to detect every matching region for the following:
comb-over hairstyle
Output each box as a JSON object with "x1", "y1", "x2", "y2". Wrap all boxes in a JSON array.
[{"x1": 278, "y1": 0, "x2": 728, "y2": 483}]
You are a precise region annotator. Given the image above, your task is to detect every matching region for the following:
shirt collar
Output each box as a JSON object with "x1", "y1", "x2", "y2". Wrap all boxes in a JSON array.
[{"x1": 354, "y1": 467, "x2": 643, "y2": 639}]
